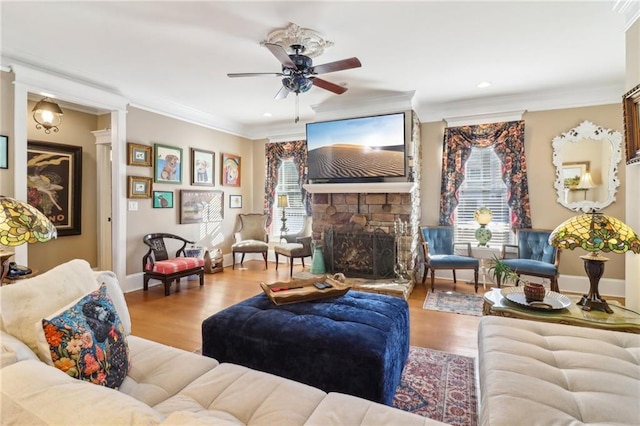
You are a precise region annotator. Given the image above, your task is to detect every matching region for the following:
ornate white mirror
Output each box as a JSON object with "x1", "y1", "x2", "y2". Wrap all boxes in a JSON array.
[{"x1": 552, "y1": 121, "x2": 622, "y2": 212}]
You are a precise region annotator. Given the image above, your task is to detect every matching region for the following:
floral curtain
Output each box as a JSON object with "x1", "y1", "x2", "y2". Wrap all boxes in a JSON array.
[
  {"x1": 439, "y1": 120, "x2": 532, "y2": 230},
  {"x1": 264, "y1": 140, "x2": 311, "y2": 227}
]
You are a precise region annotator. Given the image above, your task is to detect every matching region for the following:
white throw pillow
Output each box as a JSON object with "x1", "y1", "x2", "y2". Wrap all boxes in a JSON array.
[
  {"x1": 1, "y1": 331, "x2": 39, "y2": 368},
  {"x1": 0, "y1": 260, "x2": 132, "y2": 351}
]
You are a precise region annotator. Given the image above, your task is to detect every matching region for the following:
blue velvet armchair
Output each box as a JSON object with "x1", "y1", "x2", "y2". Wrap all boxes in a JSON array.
[
  {"x1": 500, "y1": 228, "x2": 561, "y2": 292},
  {"x1": 420, "y1": 226, "x2": 479, "y2": 292}
]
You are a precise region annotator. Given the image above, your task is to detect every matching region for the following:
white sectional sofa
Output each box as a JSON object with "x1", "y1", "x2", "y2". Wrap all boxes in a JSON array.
[
  {"x1": 0, "y1": 259, "x2": 443, "y2": 425},
  {"x1": 478, "y1": 316, "x2": 640, "y2": 426}
]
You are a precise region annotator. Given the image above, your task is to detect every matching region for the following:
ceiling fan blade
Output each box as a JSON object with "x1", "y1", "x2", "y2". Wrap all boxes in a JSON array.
[
  {"x1": 264, "y1": 43, "x2": 296, "y2": 69},
  {"x1": 227, "y1": 72, "x2": 283, "y2": 78},
  {"x1": 311, "y1": 78, "x2": 347, "y2": 95},
  {"x1": 311, "y1": 57, "x2": 361, "y2": 75},
  {"x1": 274, "y1": 86, "x2": 290, "y2": 100}
]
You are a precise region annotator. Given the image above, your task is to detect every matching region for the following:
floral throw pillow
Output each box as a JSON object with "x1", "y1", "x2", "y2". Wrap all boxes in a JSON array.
[{"x1": 41, "y1": 283, "x2": 129, "y2": 388}]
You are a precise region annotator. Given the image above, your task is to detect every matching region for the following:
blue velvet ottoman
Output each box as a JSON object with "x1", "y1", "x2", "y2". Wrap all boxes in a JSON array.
[{"x1": 201, "y1": 291, "x2": 409, "y2": 405}]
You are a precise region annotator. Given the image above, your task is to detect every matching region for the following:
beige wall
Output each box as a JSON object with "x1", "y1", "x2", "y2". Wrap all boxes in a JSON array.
[
  {"x1": 0, "y1": 71, "x2": 14, "y2": 196},
  {"x1": 419, "y1": 103, "x2": 625, "y2": 280},
  {"x1": 124, "y1": 107, "x2": 253, "y2": 275}
]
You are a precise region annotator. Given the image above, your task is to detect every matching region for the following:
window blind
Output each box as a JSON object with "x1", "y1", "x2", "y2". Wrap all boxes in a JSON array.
[
  {"x1": 454, "y1": 147, "x2": 513, "y2": 246},
  {"x1": 273, "y1": 159, "x2": 306, "y2": 234}
]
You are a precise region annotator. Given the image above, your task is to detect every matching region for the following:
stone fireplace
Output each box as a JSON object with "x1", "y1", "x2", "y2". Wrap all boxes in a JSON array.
[{"x1": 303, "y1": 111, "x2": 422, "y2": 283}]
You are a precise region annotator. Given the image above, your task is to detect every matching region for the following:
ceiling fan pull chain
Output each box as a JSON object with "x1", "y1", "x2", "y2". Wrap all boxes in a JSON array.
[{"x1": 295, "y1": 93, "x2": 300, "y2": 123}]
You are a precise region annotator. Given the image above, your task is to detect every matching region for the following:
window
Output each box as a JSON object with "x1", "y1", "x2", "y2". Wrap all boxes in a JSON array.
[
  {"x1": 272, "y1": 159, "x2": 305, "y2": 236},
  {"x1": 454, "y1": 146, "x2": 513, "y2": 245}
]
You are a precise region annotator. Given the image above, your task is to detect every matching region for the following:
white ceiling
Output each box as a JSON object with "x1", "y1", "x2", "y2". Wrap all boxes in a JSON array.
[{"x1": 0, "y1": 1, "x2": 631, "y2": 139}]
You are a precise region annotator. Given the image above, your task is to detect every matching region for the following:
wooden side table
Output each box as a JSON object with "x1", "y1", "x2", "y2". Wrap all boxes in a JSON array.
[{"x1": 483, "y1": 288, "x2": 640, "y2": 333}]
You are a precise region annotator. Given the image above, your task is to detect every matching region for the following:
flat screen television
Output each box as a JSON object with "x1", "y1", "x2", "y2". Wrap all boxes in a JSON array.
[{"x1": 306, "y1": 112, "x2": 407, "y2": 182}]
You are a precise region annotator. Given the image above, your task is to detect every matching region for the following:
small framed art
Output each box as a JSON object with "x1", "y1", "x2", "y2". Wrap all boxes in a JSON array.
[
  {"x1": 127, "y1": 143, "x2": 152, "y2": 167},
  {"x1": 153, "y1": 191, "x2": 174, "y2": 208},
  {"x1": 154, "y1": 143, "x2": 183, "y2": 184},
  {"x1": 191, "y1": 148, "x2": 215, "y2": 186},
  {"x1": 229, "y1": 194, "x2": 242, "y2": 209},
  {"x1": 127, "y1": 176, "x2": 152, "y2": 198},
  {"x1": 221, "y1": 152, "x2": 241, "y2": 187},
  {"x1": 0, "y1": 135, "x2": 7, "y2": 169}
]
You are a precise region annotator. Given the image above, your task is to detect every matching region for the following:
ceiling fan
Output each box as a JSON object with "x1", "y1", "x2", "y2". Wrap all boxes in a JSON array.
[{"x1": 228, "y1": 43, "x2": 361, "y2": 121}]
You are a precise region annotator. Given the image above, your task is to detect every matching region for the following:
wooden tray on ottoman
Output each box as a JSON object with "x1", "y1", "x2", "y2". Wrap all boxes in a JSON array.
[{"x1": 260, "y1": 276, "x2": 351, "y2": 305}]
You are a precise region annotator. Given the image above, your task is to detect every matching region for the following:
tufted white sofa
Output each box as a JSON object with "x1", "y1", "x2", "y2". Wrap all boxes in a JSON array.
[
  {"x1": 478, "y1": 316, "x2": 640, "y2": 425},
  {"x1": 0, "y1": 259, "x2": 444, "y2": 425}
]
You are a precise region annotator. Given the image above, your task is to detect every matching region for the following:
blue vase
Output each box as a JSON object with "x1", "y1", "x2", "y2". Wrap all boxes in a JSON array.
[{"x1": 311, "y1": 246, "x2": 326, "y2": 274}]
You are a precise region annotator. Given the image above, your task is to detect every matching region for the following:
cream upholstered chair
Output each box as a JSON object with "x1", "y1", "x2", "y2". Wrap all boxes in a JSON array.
[
  {"x1": 274, "y1": 216, "x2": 313, "y2": 276},
  {"x1": 231, "y1": 214, "x2": 269, "y2": 269}
]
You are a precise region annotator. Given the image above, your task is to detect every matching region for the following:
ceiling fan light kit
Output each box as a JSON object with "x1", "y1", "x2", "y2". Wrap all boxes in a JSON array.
[{"x1": 228, "y1": 23, "x2": 361, "y2": 122}]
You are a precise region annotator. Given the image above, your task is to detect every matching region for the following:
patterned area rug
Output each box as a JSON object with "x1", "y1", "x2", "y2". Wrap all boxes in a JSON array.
[
  {"x1": 394, "y1": 346, "x2": 478, "y2": 426},
  {"x1": 422, "y1": 290, "x2": 484, "y2": 316}
]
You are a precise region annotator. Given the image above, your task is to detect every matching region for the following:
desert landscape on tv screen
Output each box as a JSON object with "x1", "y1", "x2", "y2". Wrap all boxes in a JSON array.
[{"x1": 307, "y1": 114, "x2": 405, "y2": 180}]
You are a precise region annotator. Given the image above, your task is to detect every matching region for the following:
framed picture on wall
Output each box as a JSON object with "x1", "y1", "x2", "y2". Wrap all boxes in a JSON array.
[
  {"x1": 27, "y1": 141, "x2": 83, "y2": 236},
  {"x1": 127, "y1": 176, "x2": 152, "y2": 198},
  {"x1": 127, "y1": 142, "x2": 152, "y2": 167},
  {"x1": 180, "y1": 190, "x2": 224, "y2": 224},
  {"x1": 190, "y1": 148, "x2": 215, "y2": 186},
  {"x1": 229, "y1": 194, "x2": 242, "y2": 209},
  {"x1": 153, "y1": 190, "x2": 174, "y2": 208},
  {"x1": 154, "y1": 143, "x2": 183, "y2": 184},
  {"x1": 623, "y1": 82, "x2": 640, "y2": 164},
  {"x1": 221, "y1": 152, "x2": 241, "y2": 187}
]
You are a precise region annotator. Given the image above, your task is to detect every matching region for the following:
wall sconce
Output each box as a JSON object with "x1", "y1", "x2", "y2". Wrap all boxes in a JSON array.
[{"x1": 32, "y1": 97, "x2": 64, "y2": 134}]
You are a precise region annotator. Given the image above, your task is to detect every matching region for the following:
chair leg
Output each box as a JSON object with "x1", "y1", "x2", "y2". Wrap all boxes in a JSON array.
[
  {"x1": 551, "y1": 277, "x2": 559, "y2": 293},
  {"x1": 452, "y1": 270, "x2": 457, "y2": 283},
  {"x1": 240, "y1": 253, "x2": 246, "y2": 266},
  {"x1": 232, "y1": 252, "x2": 236, "y2": 269},
  {"x1": 422, "y1": 265, "x2": 428, "y2": 285},
  {"x1": 275, "y1": 252, "x2": 279, "y2": 270},
  {"x1": 143, "y1": 274, "x2": 150, "y2": 291},
  {"x1": 430, "y1": 270, "x2": 436, "y2": 292},
  {"x1": 474, "y1": 268, "x2": 479, "y2": 293},
  {"x1": 301, "y1": 258, "x2": 305, "y2": 268},
  {"x1": 164, "y1": 278, "x2": 171, "y2": 296},
  {"x1": 199, "y1": 271, "x2": 204, "y2": 287},
  {"x1": 262, "y1": 252, "x2": 268, "y2": 269},
  {"x1": 289, "y1": 257, "x2": 294, "y2": 276}
]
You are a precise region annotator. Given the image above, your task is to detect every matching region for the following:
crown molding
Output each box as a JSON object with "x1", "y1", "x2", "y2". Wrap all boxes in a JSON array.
[
  {"x1": 613, "y1": 0, "x2": 640, "y2": 32},
  {"x1": 418, "y1": 83, "x2": 624, "y2": 123},
  {"x1": 444, "y1": 110, "x2": 526, "y2": 127}
]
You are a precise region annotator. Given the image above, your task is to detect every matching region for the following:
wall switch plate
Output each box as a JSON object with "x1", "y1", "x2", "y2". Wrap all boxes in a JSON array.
[{"x1": 128, "y1": 201, "x2": 138, "y2": 211}]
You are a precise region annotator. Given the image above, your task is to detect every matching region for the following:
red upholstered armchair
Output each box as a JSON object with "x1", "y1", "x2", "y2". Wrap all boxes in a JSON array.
[{"x1": 142, "y1": 233, "x2": 205, "y2": 296}]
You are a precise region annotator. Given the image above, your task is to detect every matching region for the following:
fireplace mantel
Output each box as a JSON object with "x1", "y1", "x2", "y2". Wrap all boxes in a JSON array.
[{"x1": 303, "y1": 182, "x2": 417, "y2": 194}]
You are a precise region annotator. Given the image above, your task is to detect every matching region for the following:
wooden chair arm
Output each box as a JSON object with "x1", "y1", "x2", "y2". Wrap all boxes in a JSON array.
[
  {"x1": 502, "y1": 244, "x2": 519, "y2": 259},
  {"x1": 453, "y1": 242, "x2": 472, "y2": 256},
  {"x1": 421, "y1": 241, "x2": 431, "y2": 261}
]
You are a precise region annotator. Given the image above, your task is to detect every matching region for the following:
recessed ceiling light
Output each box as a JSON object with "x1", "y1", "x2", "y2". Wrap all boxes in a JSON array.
[
  {"x1": 477, "y1": 81, "x2": 491, "y2": 88},
  {"x1": 263, "y1": 112, "x2": 272, "y2": 117}
]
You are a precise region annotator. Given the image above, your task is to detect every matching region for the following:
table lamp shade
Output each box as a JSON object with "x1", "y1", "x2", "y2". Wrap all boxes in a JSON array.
[
  {"x1": 474, "y1": 207, "x2": 493, "y2": 225},
  {"x1": 549, "y1": 212, "x2": 640, "y2": 255},
  {"x1": 0, "y1": 196, "x2": 57, "y2": 246},
  {"x1": 277, "y1": 195, "x2": 289, "y2": 208},
  {"x1": 549, "y1": 211, "x2": 639, "y2": 314}
]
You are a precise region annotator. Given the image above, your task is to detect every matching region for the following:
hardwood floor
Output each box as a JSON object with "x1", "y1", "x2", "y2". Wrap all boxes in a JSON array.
[{"x1": 125, "y1": 261, "x2": 489, "y2": 359}]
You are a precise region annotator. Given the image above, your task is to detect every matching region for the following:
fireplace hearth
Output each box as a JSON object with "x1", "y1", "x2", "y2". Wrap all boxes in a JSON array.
[{"x1": 324, "y1": 227, "x2": 395, "y2": 279}]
